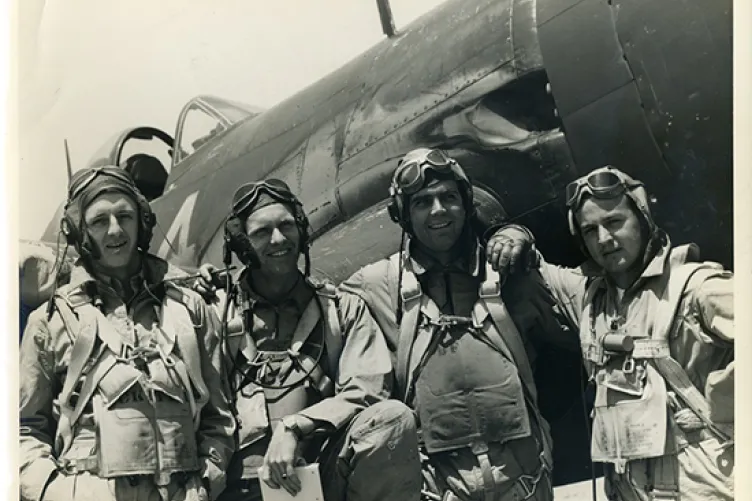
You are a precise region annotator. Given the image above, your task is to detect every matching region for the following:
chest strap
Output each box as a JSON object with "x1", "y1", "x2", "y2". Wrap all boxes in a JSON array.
[
  {"x1": 228, "y1": 283, "x2": 343, "y2": 384},
  {"x1": 54, "y1": 289, "x2": 204, "y2": 455}
]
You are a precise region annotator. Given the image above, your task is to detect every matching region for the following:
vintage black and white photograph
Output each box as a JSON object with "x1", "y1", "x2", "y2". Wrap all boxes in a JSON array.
[{"x1": 13, "y1": 1, "x2": 748, "y2": 501}]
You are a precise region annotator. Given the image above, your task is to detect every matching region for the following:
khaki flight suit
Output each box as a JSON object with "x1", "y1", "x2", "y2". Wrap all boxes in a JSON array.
[
  {"x1": 341, "y1": 241, "x2": 576, "y2": 501},
  {"x1": 539, "y1": 239, "x2": 734, "y2": 501},
  {"x1": 216, "y1": 273, "x2": 422, "y2": 501},
  {"x1": 20, "y1": 256, "x2": 235, "y2": 501}
]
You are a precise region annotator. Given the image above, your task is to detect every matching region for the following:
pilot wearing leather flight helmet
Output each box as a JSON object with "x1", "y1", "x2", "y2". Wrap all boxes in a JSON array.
[
  {"x1": 340, "y1": 148, "x2": 576, "y2": 501},
  {"x1": 195, "y1": 179, "x2": 422, "y2": 501},
  {"x1": 19, "y1": 167, "x2": 235, "y2": 501},
  {"x1": 487, "y1": 166, "x2": 735, "y2": 501}
]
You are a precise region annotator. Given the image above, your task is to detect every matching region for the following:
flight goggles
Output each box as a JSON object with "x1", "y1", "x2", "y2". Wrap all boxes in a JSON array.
[
  {"x1": 231, "y1": 178, "x2": 299, "y2": 216},
  {"x1": 391, "y1": 149, "x2": 467, "y2": 196},
  {"x1": 565, "y1": 168, "x2": 644, "y2": 209},
  {"x1": 68, "y1": 167, "x2": 136, "y2": 202}
]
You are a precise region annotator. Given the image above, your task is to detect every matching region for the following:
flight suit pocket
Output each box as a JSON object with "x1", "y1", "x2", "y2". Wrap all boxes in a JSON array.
[
  {"x1": 94, "y1": 393, "x2": 158, "y2": 477},
  {"x1": 591, "y1": 364, "x2": 669, "y2": 464},
  {"x1": 155, "y1": 395, "x2": 200, "y2": 473},
  {"x1": 235, "y1": 387, "x2": 270, "y2": 449},
  {"x1": 419, "y1": 383, "x2": 531, "y2": 454}
]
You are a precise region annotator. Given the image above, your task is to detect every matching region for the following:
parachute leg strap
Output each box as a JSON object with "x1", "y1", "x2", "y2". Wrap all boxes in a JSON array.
[
  {"x1": 649, "y1": 456, "x2": 680, "y2": 501},
  {"x1": 471, "y1": 441, "x2": 498, "y2": 501}
]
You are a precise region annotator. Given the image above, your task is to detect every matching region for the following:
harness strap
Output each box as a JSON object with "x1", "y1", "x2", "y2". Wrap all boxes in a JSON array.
[
  {"x1": 393, "y1": 253, "x2": 441, "y2": 401},
  {"x1": 290, "y1": 296, "x2": 323, "y2": 354},
  {"x1": 652, "y1": 262, "x2": 733, "y2": 444},
  {"x1": 314, "y1": 284, "x2": 344, "y2": 376},
  {"x1": 477, "y1": 264, "x2": 552, "y2": 472},
  {"x1": 471, "y1": 441, "x2": 498, "y2": 501},
  {"x1": 55, "y1": 300, "x2": 106, "y2": 456},
  {"x1": 56, "y1": 298, "x2": 98, "y2": 415},
  {"x1": 648, "y1": 455, "x2": 680, "y2": 501},
  {"x1": 162, "y1": 288, "x2": 208, "y2": 411}
]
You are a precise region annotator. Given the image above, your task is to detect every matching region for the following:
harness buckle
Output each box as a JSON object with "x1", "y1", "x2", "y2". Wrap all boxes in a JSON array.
[
  {"x1": 478, "y1": 281, "x2": 500, "y2": 299},
  {"x1": 118, "y1": 344, "x2": 133, "y2": 361},
  {"x1": 470, "y1": 440, "x2": 489, "y2": 456},
  {"x1": 431, "y1": 315, "x2": 473, "y2": 330},
  {"x1": 401, "y1": 283, "x2": 423, "y2": 303},
  {"x1": 649, "y1": 487, "x2": 680, "y2": 501},
  {"x1": 517, "y1": 475, "x2": 536, "y2": 499},
  {"x1": 622, "y1": 356, "x2": 636, "y2": 374},
  {"x1": 56, "y1": 458, "x2": 79, "y2": 475}
]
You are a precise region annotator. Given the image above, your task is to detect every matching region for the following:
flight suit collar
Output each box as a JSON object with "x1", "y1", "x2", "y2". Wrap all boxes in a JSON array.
[
  {"x1": 405, "y1": 237, "x2": 482, "y2": 278},
  {"x1": 65, "y1": 254, "x2": 185, "y2": 303},
  {"x1": 581, "y1": 234, "x2": 696, "y2": 294},
  {"x1": 238, "y1": 269, "x2": 313, "y2": 312}
]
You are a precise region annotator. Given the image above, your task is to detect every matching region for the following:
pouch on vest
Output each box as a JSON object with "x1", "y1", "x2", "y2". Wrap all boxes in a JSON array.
[
  {"x1": 413, "y1": 324, "x2": 532, "y2": 454},
  {"x1": 591, "y1": 361, "x2": 669, "y2": 468},
  {"x1": 94, "y1": 358, "x2": 200, "y2": 478}
]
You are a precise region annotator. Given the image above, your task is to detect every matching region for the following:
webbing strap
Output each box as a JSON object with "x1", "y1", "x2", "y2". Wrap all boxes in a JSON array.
[
  {"x1": 161, "y1": 292, "x2": 207, "y2": 410},
  {"x1": 651, "y1": 262, "x2": 733, "y2": 443},
  {"x1": 476, "y1": 275, "x2": 538, "y2": 402},
  {"x1": 393, "y1": 254, "x2": 442, "y2": 402},
  {"x1": 649, "y1": 455, "x2": 680, "y2": 501},
  {"x1": 55, "y1": 299, "x2": 101, "y2": 456},
  {"x1": 477, "y1": 263, "x2": 552, "y2": 469},
  {"x1": 315, "y1": 284, "x2": 344, "y2": 376},
  {"x1": 290, "y1": 298, "x2": 323, "y2": 355},
  {"x1": 471, "y1": 441, "x2": 497, "y2": 501}
]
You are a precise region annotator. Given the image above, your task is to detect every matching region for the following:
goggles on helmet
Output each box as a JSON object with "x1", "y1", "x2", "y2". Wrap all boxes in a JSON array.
[
  {"x1": 565, "y1": 168, "x2": 644, "y2": 209},
  {"x1": 391, "y1": 149, "x2": 468, "y2": 196},
  {"x1": 231, "y1": 178, "x2": 299, "y2": 216},
  {"x1": 68, "y1": 167, "x2": 136, "y2": 202}
]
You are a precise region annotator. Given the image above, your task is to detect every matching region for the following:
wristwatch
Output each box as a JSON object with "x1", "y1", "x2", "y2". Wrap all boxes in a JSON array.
[{"x1": 280, "y1": 415, "x2": 305, "y2": 440}]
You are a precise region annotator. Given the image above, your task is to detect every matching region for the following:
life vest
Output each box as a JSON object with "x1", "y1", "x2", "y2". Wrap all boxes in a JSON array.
[
  {"x1": 224, "y1": 281, "x2": 343, "y2": 480},
  {"x1": 391, "y1": 253, "x2": 552, "y2": 467},
  {"x1": 52, "y1": 285, "x2": 208, "y2": 485},
  {"x1": 580, "y1": 246, "x2": 734, "y2": 474}
]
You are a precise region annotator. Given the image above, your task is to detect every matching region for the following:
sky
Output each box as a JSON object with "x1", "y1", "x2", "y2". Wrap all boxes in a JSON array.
[{"x1": 15, "y1": 0, "x2": 446, "y2": 240}]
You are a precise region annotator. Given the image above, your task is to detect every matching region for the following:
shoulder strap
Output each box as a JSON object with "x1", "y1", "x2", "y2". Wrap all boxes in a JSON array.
[
  {"x1": 392, "y1": 253, "x2": 444, "y2": 401},
  {"x1": 55, "y1": 300, "x2": 112, "y2": 456},
  {"x1": 476, "y1": 263, "x2": 537, "y2": 403},
  {"x1": 578, "y1": 276, "x2": 607, "y2": 368},
  {"x1": 162, "y1": 287, "x2": 209, "y2": 405},
  {"x1": 476, "y1": 263, "x2": 553, "y2": 468},
  {"x1": 650, "y1": 261, "x2": 732, "y2": 442},
  {"x1": 314, "y1": 283, "x2": 343, "y2": 375}
]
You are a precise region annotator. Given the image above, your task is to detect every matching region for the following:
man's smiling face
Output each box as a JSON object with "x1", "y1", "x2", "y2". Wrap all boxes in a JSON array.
[
  {"x1": 408, "y1": 179, "x2": 466, "y2": 254},
  {"x1": 244, "y1": 202, "x2": 302, "y2": 276},
  {"x1": 84, "y1": 192, "x2": 140, "y2": 274}
]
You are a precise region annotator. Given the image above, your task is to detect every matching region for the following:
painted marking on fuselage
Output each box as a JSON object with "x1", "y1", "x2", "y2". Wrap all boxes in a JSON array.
[{"x1": 157, "y1": 190, "x2": 198, "y2": 259}]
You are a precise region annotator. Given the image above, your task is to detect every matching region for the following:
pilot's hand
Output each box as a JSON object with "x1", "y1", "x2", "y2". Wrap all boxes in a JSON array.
[
  {"x1": 194, "y1": 264, "x2": 219, "y2": 301},
  {"x1": 486, "y1": 225, "x2": 539, "y2": 275},
  {"x1": 262, "y1": 421, "x2": 303, "y2": 496}
]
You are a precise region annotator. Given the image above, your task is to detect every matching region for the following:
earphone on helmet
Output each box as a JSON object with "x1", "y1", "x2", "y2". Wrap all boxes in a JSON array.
[{"x1": 61, "y1": 167, "x2": 156, "y2": 257}]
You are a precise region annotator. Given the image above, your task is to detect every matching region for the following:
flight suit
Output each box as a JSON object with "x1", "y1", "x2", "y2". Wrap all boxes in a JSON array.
[
  {"x1": 341, "y1": 241, "x2": 576, "y2": 501},
  {"x1": 538, "y1": 239, "x2": 734, "y2": 501},
  {"x1": 20, "y1": 256, "x2": 235, "y2": 501},
  {"x1": 217, "y1": 272, "x2": 421, "y2": 501}
]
